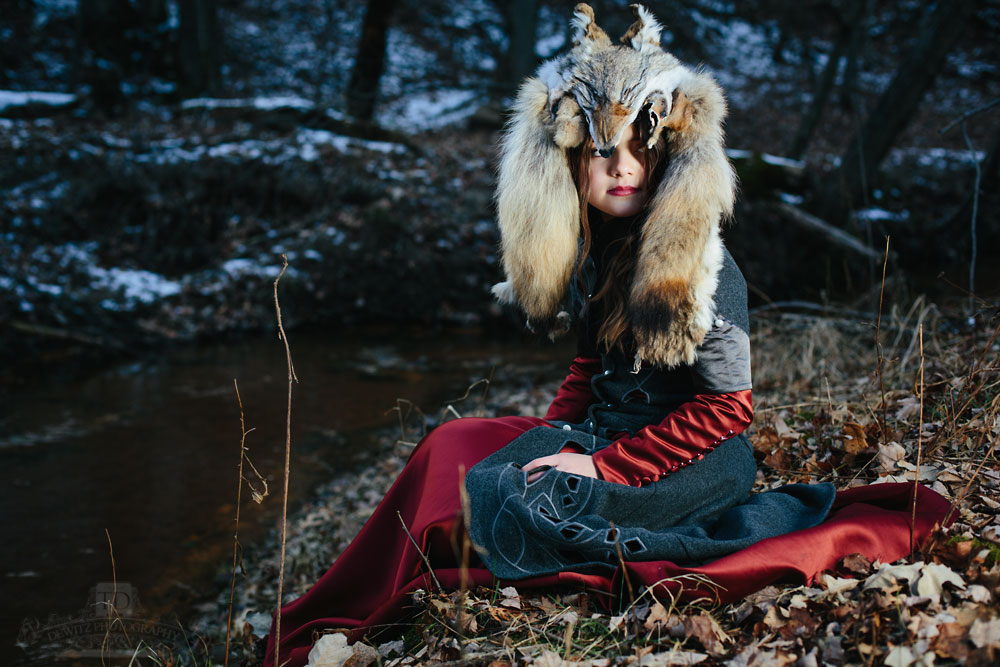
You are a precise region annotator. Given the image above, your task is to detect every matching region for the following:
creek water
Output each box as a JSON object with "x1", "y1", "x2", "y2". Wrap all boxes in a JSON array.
[{"x1": 1, "y1": 326, "x2": 571, "y2": 661}]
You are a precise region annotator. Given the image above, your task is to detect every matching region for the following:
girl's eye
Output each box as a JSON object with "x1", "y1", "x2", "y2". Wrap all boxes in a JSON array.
[{"x1": 592, "y1": 149, "x2": 604, "y2": 158}]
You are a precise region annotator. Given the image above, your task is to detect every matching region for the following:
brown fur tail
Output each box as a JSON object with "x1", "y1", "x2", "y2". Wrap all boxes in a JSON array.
[
  {"x1": 495, "y1": 77, "x2": 581, "y2": 330},
  {"x1": 629, "y1": 70, "x2": 736, "y2": 367}
]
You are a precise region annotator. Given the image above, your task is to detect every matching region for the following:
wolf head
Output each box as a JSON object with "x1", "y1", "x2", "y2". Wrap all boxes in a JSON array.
[
  {"x1": 494, "y1": 3, "x2": 736, "y2": 368},
  {"x1": 555, "y1": 4, "x2": 687, "y2": 155}
]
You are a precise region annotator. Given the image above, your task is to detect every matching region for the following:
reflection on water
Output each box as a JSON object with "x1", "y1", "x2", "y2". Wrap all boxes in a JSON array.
[{"x1": 0, "y1": 325, "x2": 570, "y2": 659}]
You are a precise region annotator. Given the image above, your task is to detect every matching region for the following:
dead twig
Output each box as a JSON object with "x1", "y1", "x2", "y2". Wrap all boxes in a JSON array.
[
  {"x1": 910, "y1": 325, "x2": 924, "y2": 559},
  {"x1": 225, "y1": 378, "x2": 254, "y2": 667},
  {"x1": 397, "y1": 510, "x2": 443, "y2": 591},
  {"x1": 875, "y1": 236, "x2": 890, "y2": 446},
  {"x1": 272, "y1": 255, "x2": 299, "y2": 667}
]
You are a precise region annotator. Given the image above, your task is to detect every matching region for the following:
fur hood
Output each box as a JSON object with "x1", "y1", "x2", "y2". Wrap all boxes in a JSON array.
[{"x1": 492, "y1": 3, "x2": 736, "y2": 369}]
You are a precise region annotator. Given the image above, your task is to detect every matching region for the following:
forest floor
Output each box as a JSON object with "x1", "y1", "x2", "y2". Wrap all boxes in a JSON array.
[{"x1": 188, "y1": 300, "x2": 1000, "y2": 667}]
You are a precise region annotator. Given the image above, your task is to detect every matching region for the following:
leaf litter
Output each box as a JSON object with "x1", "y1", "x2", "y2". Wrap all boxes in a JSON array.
[{"x1": 198, "y1": 302, "x2": 999, "y2": 665}]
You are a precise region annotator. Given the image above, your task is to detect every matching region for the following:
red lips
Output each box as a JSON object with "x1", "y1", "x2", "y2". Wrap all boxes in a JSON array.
[{"x1": 607, "y1": 186, "x2": 639, "y2": 196}]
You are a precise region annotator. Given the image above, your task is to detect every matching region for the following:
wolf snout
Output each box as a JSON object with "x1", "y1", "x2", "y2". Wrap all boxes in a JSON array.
[{"x1": 598, "y1": 146, "x2": 615, "y2": 158}]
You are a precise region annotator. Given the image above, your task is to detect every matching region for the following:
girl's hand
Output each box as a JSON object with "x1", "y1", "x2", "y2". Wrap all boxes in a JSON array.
[{"x1": 524, "y1": 453, "x2": 598, "y2": 483}]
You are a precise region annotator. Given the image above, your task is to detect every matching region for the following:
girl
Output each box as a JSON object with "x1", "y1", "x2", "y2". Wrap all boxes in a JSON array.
[{"x1": 263, "y1": 5, "x2": 942, "y2": 665}]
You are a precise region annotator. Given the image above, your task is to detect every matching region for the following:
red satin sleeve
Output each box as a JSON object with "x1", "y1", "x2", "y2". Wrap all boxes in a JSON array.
[
  {"x1": 592, "y1": 390, "x2": 754, "y2": 487},
  {"x1": 544, "y1": 356, "x2": 602, "y2": 423}
]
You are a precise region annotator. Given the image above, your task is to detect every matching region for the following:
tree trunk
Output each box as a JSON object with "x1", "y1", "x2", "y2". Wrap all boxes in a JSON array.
[
  {"x1": 0, "y1": 0, "x2": 35, "y2": 87},
  {"x1": 788, "y1": 0, "x2": 868, "y2": 159},
  {"x1": 346, "y1": 0, "x2": 400, "y2": 122},
  {"x1": 77, "y1": 0, "x2": 135, "y2": 110},
  {"x1": 499, "y1": 0, "x2": 539, "y2": 95},
  {"x1": 838, "y1": 0, "x2": 872, "y2": 109},
  {"x1": 825, "y1": 0, "x2": 977, "y2": 219},
  {"x1": 177, "y1": 0, "x2": 221, "y2": 95},
  {"x1": 787, "y1": 3, "x2": 855, "y2": 159}
]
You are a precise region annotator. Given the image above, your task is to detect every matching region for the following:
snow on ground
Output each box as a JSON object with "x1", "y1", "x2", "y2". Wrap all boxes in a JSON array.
[
  {"x1": 854, "y1": 207, "x2": 910, "y2": 223},
  {"x1": 379, "y1": 89, "x2": 481, "y2": 133},
  {"x1": 180, "y1": 95, "x2": 314, "y2": 111},
  {"x1": 887, "y1": 146, "x2": 986, "y2": 169},
  {"x1": 85, "y1": 266, "x2": 182, "y2": 311},
  {"x1": 296, "y1": 128, "x2": 406, "y2": 155},
  {"x1": 760, "y1": 153, "x2": 806, "y2": 169},
  {"x1": 4, "y1": 238, "x2": 183, "y2": 311},
  {"x1": 126, "y1": 127, "x2": 406, "y2": 165},
  {"x1": 0, "y1": 90, "x2": 76, "y2": 113}
]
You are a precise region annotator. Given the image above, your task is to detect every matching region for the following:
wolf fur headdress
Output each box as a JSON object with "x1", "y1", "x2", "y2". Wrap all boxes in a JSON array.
[{"x1": 493, "y1": 3, "x2": 736, "y2": 368}]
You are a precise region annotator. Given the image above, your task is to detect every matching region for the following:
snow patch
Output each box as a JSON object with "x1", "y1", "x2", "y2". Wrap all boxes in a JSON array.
[
  {"x1": 222, "y1": 258, "x2": 283, "y2": 278},
  {"x1": 380, "y1": 89, "x2": 480, "y2": 132},
  {"x1": 180, "y1": 96, "x2": 314, "y2": 112},
  {"x1": 297, "y1": 128, "x2": 406, "y2": 155},
  {"x1": 854, "y1": 208, "x2": 910, "y2": 223},
  {"x1": 0, "y1": 90, "x2": 76, "y2": 113},
  {"x1": 88, "y1": 266, "x2": 182, "y2": 307},
  {"x1": 761, "y1": 153, "x2": 805, "y2": 169}
]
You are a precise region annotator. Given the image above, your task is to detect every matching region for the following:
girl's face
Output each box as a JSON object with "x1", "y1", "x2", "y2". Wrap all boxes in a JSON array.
[{"x1": 586, "y1": 123, "x2": 648, "y2": 220}]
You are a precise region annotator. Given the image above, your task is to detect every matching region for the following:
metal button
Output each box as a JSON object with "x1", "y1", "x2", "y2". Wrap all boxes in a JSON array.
[
  {"x1": 562, "y1": 424, "x2": 572, "y2": 431},
  {"x1": 714, "y1": 318, "x2": 724, "y2": 327}
]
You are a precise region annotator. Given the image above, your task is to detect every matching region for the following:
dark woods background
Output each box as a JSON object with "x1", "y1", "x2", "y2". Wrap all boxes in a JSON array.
[{"x1": 2, "y1": 0, "x2": 998, "y2": 378}]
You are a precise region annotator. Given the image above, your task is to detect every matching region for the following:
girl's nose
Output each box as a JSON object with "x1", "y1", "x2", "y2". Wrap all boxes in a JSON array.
[{"x1": 610, "y1": 150, "x2": 634, "y2": 176}]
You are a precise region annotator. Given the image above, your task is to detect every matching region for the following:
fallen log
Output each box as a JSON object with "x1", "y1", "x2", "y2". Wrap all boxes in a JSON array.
[{"x1": 769, "y1": 202, "x2": 883, "y2": 261}]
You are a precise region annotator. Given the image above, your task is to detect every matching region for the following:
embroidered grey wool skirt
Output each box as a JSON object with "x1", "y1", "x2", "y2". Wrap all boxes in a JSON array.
[{"x1": 465, "y1": 425, "x2": 835, "y2": 580}]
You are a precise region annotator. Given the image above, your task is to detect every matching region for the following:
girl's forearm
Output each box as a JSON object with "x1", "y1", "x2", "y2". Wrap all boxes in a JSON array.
[{"x1": 591, "y1": 390, "x2": 753, "y2": 486}]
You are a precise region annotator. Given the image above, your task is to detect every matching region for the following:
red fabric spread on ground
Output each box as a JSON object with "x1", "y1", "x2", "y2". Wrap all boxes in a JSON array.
[{"x1": 262, "y1": 416, "x2": 951, "y2": 667}]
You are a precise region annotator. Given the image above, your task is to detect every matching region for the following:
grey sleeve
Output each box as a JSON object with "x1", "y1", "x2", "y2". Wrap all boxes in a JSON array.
[{"x1": 690, "y1": 315, "x2": 752, "y2": 393}]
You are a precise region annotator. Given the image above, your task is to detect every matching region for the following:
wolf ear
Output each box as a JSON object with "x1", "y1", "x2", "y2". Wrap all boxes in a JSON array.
[
  {"x1": 621, "y1": 4, "x2": 663, "y2": 51},
  {"x1": 571, "y1": 3, "x2": 610, "y2": 49}
]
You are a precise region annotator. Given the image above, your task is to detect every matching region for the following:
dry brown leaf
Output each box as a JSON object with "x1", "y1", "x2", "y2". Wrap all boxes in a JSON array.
[
  {"x1": 774, "y1": 417, "x2": 802, "y2": 441},
  {"x1": 754, "y1": 424, "x2": 781, "y2": 452},
  {"x1": 643, "y1": 602, "x2": 670, "y2": 631},
  {"x1": 878, "y1": 442, "x2": 907, "y2": 473},
  {"x1": 969, "y1": 616, "x2": 1000, "y2": 649},
  {"x1": 683, "y1": 612, "x2": 731, "y2": 657},
  {"x1": 777, "y1": 606, "x2": 820, "y2": 639},
  {"x1": 841, "y1": 422, "x2": 868, "y2": 455},
  {"x1": 499, "y1": 586, "x2": 521, "y2": 609},
  {"x1": 838, "y1": 552, "x2": 873, "y2": 576},
  {"x1": 343, "y1": 642, "x2": 377, "y2": 667},
  {"x1": 932, "y1": 622, "x2": 970, "y2": 660},
  {"x1": 761, "y1": 605, "x2": 785, "y2": 632},
  {"x1": 895, "y1": 396, "x2": 922, "y2": 421},
  {"x1": 637, "y1": 649, "x2": 708, "y2": 665},
  {"x1": 764, "y1": 447, "x2": 791, "y2": 472}
]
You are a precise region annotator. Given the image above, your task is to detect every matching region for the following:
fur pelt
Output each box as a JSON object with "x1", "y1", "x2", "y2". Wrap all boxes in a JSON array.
[{"x1": 494, "y1": 3, "x2": 736, "y2": 367}]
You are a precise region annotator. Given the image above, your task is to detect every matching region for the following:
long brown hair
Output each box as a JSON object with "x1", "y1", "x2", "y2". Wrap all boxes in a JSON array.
[{"x1": 568, "y1": 118, "x2": 667, "y2": 354}]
